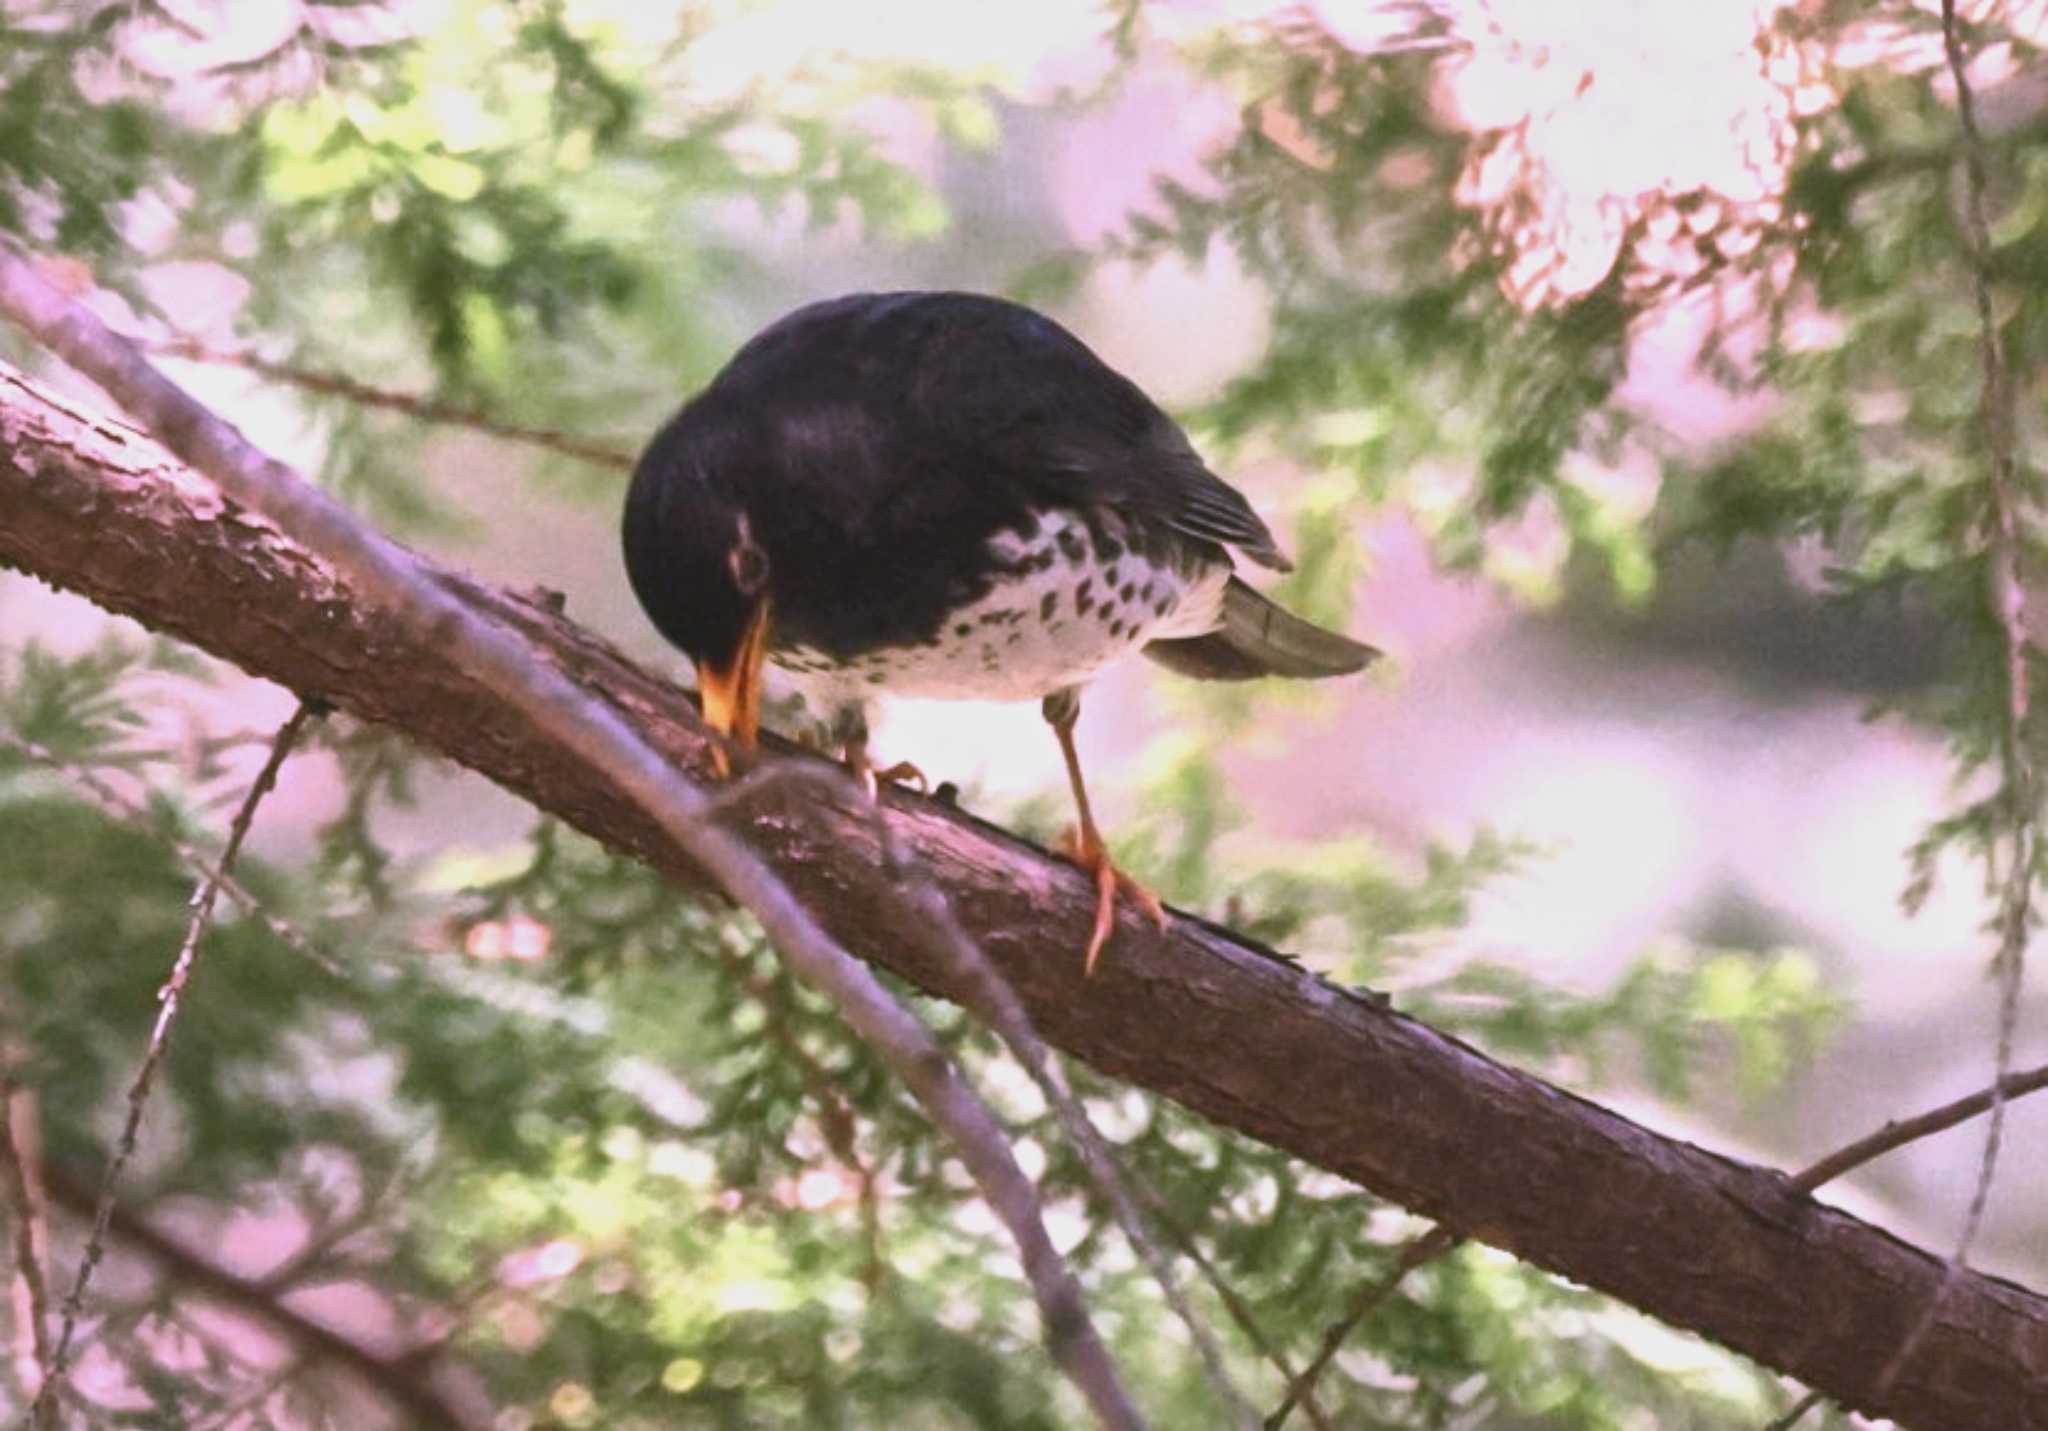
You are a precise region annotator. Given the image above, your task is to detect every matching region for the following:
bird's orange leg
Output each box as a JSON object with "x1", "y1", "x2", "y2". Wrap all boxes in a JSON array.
[
  {"x1": 1044, "y1": 689, "x2": 1167, "y2": 975},
  {"x1": 698, "y1": 599, "x2": 772, "y2": 777}
]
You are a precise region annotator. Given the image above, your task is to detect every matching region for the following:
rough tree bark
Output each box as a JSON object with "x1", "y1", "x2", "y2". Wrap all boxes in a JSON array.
[{"x1": 1, "y1": 362, "x2": 2043, "y2": 1427}]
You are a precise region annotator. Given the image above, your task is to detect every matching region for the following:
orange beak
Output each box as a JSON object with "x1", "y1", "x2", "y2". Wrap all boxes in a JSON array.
[{"x1": 698, "y1": 598, "x2": 771, "y2": 777}]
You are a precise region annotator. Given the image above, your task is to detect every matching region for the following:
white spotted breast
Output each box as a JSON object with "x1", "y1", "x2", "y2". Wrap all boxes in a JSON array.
[{"x1": 772, "y1": 509, "x2": 1229, "y2": 704}]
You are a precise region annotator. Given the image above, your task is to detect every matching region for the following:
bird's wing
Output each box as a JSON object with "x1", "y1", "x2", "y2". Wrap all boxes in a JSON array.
[{"x1": 904, "y1": 295, "x2": 1294, "y2": 571}]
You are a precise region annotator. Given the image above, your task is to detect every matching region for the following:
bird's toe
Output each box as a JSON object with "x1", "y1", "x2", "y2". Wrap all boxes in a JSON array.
[{"x1": 1057, "y1": 825, "x2": 1167, "y2": 976}]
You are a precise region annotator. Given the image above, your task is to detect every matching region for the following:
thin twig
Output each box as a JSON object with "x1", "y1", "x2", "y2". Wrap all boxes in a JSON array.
[
  {"x1": 1265, "y1": 1226, "x2": 1459, "y2": 1430},
  {"x1": 1791, "y1": 1059, "x2": 2048, "y2": 1193},
  {"x1": 2, "y1": 731, "x2": 347, "y2": 981},
  {"x1": 1876, "y1": 2, "x2": 2036, "y2": 1398},
  {"x1": 718, "y1": 755, "x2": 1260, "y2": 1426},
  {"x1": 31, "y1": 702, "x2": 317, "y2": 1425},
  {"x1": 149, "y1": 337, "x2": 636, "y2": 472},
  {"x1": 1938, "y1": 0, "x2": 2032, "y2": 1271},
  {"x1": 1761, "y1": 1388, "x2": 1827, "y2": 1431},
  {"x1": 1137, "y1": 1198, "x2": 1337, "y2": 1431},
  {"x1": 0, "y1": 246, "x2": 1145, "y2": 1430},
  {"x1": 732, "y1": 959, "x2": 889, "y2": 1288},
  {"x1": 719, "y1": 770, "x2": 1331, "y2": 1423},
  {"x1": 189, "y1": 1356, "x2": 307, "y2": 1431},
  {"x1": 891, "y1": 871, "x2": 1260, "y2": 1427},
  {"x1": 0, "y1": 1062, "x2": 52, "y2": 1408},
  {"x1": 38, "y1": 1162, "x2": 477, "y2": 1430}
]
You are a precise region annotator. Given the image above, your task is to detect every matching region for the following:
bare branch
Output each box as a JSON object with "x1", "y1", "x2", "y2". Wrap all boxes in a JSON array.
[
  {"x1": 1792, "y1": 1059, "x2": 2048, "y2": 1193},
  {"x1": 149, "y1": 337, "x2": 636, "y2": 473},
  {"x1": 716, "y1": 756, "x2": 1259, "y2": 1423},
  {"x1": 881, "y1": 851, "x2": 1259, "y2": 1426},
  {"x1": 1125, "y1": 1192, "x2": 1336, "y2": 1431},
  {"x1": 0, "y1": 731, "x2": 349, "y2": 981},
  {"x1": 1265, "y1": 1227, "x2": 1458, "y2": 1430},
  {"x1": 0, "y1": 249, "x2": 1145, "y2": 1431},
  {"x1": 1877, "y1": 1, "x2": 2039, "y2": 1398},
  {"x1": 1940, "y1": 0, "x2": 2033, "y2": 1269},
  {"x1": 38, "y1": 1161, "x2": 479, "y2": 1430},
  {"x1": 33, "y1": 701, "x2": 318, "y2": 1426},
  {"x1": 0, "y1": 1063, "x2": 51, "y2": 1408}
]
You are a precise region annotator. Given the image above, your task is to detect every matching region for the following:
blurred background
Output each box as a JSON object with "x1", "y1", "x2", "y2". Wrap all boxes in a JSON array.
[{"x1": 3, "y1": 0, "x2": 2045, "y2": 1426}]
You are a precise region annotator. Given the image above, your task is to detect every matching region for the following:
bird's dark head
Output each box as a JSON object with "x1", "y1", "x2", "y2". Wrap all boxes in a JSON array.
[{"x1": 622, "y1": 412, "x2": 774, "y2": 756}]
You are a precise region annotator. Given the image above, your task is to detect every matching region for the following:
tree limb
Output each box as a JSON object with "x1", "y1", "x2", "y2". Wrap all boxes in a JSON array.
[
  {"x1": 714, "y1": 759, "x2": 1260, "y2": 1423},
  {"x1": 1, "y1": 362, "x2": 2045, "y2": 1426},
  {"x1": 147, "y1": 337, "x2": 637, "y2": 473},
  {"x1": 1792, "y1": 1060, "x2": 2048, "y2": 1194}
]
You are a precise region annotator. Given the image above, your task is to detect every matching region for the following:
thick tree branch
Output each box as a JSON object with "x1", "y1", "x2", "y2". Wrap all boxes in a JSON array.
[{"x1": 1, "y1": 364, "x2": 2045, "y2": 1426}]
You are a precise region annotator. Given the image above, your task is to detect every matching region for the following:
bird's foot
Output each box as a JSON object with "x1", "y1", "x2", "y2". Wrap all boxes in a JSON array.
[
  {"x1": 870, "y1": 760, "x2": 928, "y2": 794},
  {"x1": 844, "y1": 747, "x2": 929, "y2": 802},
  {"x1": 1056, "y1": 825, "x2": 1167, "y2": 976}
]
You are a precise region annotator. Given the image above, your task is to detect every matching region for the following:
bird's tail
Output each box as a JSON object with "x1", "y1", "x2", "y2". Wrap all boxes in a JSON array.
[{"x1": 1142, "y1": 577, "x2": 1377, "y2": 682}]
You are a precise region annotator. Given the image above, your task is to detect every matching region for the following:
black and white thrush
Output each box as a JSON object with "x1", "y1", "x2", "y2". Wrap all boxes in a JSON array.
[{"x1": 622, "y1": 290, "x2": 1377, "y2": 972}]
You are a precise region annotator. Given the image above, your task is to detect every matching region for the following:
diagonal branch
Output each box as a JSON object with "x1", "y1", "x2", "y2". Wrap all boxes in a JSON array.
[
  {"x1": 0, "y1": 250, "x2": 1145, "y2": 1431},
  {"x1": 1939, "y1": 0, "x2": 2033, "y2": 1275},
  {"x1": 1793, "y1": 1058, "x2": 2048, "y2": 1194},
  {"x1": 1266, "y1": 1226, "x2": 1458, "y2": 1431},
  {"x1": 147, "y1": 337, "x2": 636, "y2": 473},
  {"x1": 714, "y1": 759, "x2": 1260, "y2": 1423},
  {"x1": 38, "y1": 1161, "x2": 480, "y2": 1430},
  {"x1": 1872, "y1": 0, "x2": 2041, "y2": 1400},
  {"x1": 1, "y1": 731, "x2": 349, "y2": 980},
  {"x1": 1760, "y1": 1388, "x2": 1826, "y2": 1431},
  {"x1": 0, "y1": 1063, "x2": 51, "y2": 1407},
  {"x1": 33, "y1": 701, "x2": 318, "y2": 1426},
  {"x1": 0, "y1": 357, "x2": 2045, "y2": 1426}
]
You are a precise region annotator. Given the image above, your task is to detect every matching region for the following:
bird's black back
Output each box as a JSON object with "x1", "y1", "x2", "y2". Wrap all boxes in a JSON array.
[{"x1": 623, "y1": 291, "x2": 1284, "y2": 665}]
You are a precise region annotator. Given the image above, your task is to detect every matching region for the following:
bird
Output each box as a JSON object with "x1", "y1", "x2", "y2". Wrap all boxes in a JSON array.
[{"x1": 622, "y1": 290, "x2": 1377, "y2": 973}]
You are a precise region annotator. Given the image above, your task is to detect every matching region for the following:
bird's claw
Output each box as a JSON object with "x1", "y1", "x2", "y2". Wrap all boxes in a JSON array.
[
  {"x1": 871, "y1": 760, "x2": 929, "y2": 795},
  {"x1": 1057, "y1": 826, "x2": 1167, "y2": 976},
  {"x1": 846, "y1": 749, "x2": 929, "y2": 801}
]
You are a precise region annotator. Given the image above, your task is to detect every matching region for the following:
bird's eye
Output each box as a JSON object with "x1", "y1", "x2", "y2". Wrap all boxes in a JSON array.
[{"x1": 728, "y1": 515, "x2": 770, "y2": 595}]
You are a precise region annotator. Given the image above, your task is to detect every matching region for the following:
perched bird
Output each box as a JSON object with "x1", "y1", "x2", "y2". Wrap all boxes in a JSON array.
[{"x1": 622, "y1": 291, "x2": 1376, "y2": 971}]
